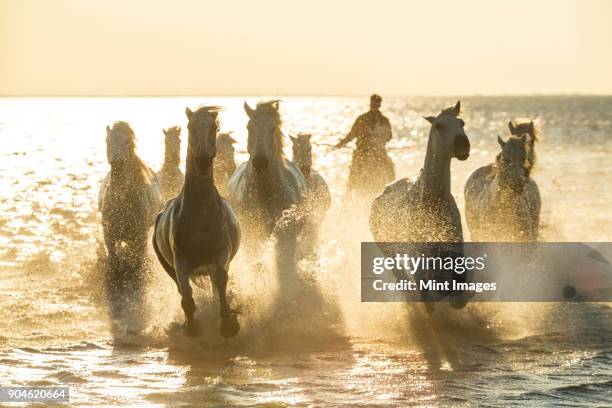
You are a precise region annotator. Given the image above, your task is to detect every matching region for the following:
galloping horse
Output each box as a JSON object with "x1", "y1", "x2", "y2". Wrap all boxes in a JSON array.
[
  {"x1": 228, "y1": 101, "x2": 306, "y2": 244},
  {"x1": 464, "y1": 122, "x2": 540, "y2": 241},
  {"x1": 213, "y1": 132, "x2": 237, "y2": 197},
  {"x1": 508, "y1": 120, "x2": 538, "y2": 171},
  {"x1": 152, "y1": 106, "x2": 240, "y2": 337},
  {"x1": 158, "y1": 126, "x2": 184, "y2": 202},
  {"x1": 99, "y1": 121, "x2": 163, "y2": 290},
  {"x1": 290, "y1": 133, "x2": 331, "y2": 250},
  {"x1": 369, "y1": 102, "x2": 470, "y2": 307}
]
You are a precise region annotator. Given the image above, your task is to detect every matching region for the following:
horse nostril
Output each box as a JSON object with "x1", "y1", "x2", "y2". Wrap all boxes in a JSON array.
[{"x1": 453, "y1": 134, "x2": 470, "y2": 160}]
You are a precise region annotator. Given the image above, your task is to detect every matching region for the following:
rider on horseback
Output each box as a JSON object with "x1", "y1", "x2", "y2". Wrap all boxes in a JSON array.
[{"x1": 336, "y1": 94, "x2": 395, "y2": 194}]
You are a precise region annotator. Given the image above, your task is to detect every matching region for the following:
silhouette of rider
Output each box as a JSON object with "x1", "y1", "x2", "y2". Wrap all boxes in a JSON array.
[{"x1": 336, "y1": 94, "x2": 395, "y2": 192}]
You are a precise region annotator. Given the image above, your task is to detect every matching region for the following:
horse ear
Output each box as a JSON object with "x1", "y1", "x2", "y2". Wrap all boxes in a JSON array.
[
  {"x1": 453, "y1": 101, "x2": 461, "y2": 115},
  {"x1": 508, "y1": 121, "x2": 517, "y2": 134},
  {"x1": 289, "y1": 135, "x2": 297, "y2": 143},
  {"x1": 163, "y1": 128, "x2": 168, "y2": 136},
  {"x1": 106, "y1": 125, "x2": 111, "y2": 135},
  {"x1": 271, "y1": 101, "x2": 280, "y2": 110},
  {"x1": 424, "y1": 116, "x2": 436, "y2": 124},
  {"x1": 185, "y1": 107, "x2": 193, "y2": 120},
  {"x1": 497, "y1": 135, "x2": 506, "y2": 148},
  {"x1": 244, "y1": 102, "x2": 254, "y2": 117}
]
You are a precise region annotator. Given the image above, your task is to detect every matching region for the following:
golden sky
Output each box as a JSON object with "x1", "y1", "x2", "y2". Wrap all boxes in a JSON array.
[{"x1": 1, "y1": 0, "x2": 611, "y2": 96}]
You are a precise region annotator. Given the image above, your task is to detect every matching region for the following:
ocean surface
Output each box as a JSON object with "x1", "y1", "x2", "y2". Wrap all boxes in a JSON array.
[{"x1": 0, "y1": 96, "x2": 610, "y2": 407}]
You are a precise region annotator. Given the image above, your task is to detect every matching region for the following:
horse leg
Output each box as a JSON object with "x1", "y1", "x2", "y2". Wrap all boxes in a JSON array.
[
  {"x1": 274, "y1": 227, "x2": 300, "y2": 300},
  {"x1": 174, "y1": 259, "x2": 200, "y2": 336},
  {"x1": 212, "y1": 262, "x2": 240, "y2": 338},
  {"x1": 103, "y1": 233, "x2": 123, "y2": 300}
]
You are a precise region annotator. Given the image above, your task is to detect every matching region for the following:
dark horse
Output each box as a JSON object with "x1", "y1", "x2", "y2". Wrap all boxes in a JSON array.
[
  {"x1": 99, "y1": 121, "x2": 162, "y2": 297},
  {"x1": 152, "y1": 106, "x2": 240, "y2": 338}
]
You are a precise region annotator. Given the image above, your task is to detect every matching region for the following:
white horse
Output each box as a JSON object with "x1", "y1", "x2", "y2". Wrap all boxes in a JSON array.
[
  {"x1": 290, "y1": 133, "x2": 331, "y2": 253},
  {"x1": 464, "y1": 121, "x2": 540, "y2": 241},
  {"x1": 227, "y1": 101, "x2": 307, "y2": 277},
  {"x1": 213, "y1": 132, "x2": 237, "y2": 197},
  {"x1": 157, "y1": 126, "x2": 184, "y2": 202},
  {"x1": 369, "y1": 101, "x2": 470, "y2": 307},
  {"x1": 99, "y1": 121, "x2": 162, "y2": 293}
]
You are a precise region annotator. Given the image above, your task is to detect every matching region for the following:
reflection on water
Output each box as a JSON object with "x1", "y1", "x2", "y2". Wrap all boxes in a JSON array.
[{"x1": 0, "y1": 96, "x2": 611, "y2": 406}]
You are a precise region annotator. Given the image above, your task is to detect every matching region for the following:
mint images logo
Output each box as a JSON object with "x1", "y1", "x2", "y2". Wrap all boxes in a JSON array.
[{"x1": 361, "y1": 242, "x2": 612, "y2": 302}]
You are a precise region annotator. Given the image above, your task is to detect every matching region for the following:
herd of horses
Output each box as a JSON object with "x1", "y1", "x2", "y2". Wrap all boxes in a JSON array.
[{"x1": 98, "y1": 100, "x2": 541, "y2": 337}]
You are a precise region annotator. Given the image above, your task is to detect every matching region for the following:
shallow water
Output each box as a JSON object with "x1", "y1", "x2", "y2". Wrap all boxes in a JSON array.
[{"x1": 0, "y1": 96, "x2": 611, "y2": 407}]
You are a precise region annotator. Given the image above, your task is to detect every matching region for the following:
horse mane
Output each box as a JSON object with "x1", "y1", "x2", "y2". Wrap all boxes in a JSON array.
[
  {"x1": 255, "y1": 100, "x2": 282, "y2": 118},
  {"x1": 109, "y1": 121, "x2": 153, "y2": 187},
  {"x1": 510, "y1": 120, "x2": 539, "y2": 171},
  {"x1": 525, "y1": 133, "x2": 537, "y2": 170},
  {"x1": 510, "y1": 120, "x2": 540, "y2": 142},
  {"x1": 190, "y1": 105, "x2": 222, "y2": 121},
  {"x1": 252, "y1": 100, "x2": 285, "y2": 154}
]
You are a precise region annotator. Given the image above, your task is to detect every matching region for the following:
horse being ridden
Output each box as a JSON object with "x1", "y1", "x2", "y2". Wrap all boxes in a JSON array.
[
  {"x1": 99, "y1": 121, "x2": 163, "y2": 292},
  {"x1": 158, "y1": 126, "x2": 184, "y2": 202},
  {"x1": 369, "y1": 101, "x2": 470, "y2": 307},
  {"x1": 152, "y1": 106, "x2": 240, "y2": 338},
  {"x1": 336, "y1": 94, "x2": 395, "y2": 196},
  {"x1": 464, "y1": 121, "x2": 540, "y2": 241}
]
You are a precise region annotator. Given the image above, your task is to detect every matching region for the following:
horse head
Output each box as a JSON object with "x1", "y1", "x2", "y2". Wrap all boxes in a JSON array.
[
  {"x1": 508, "y1": 120, "x2": 537, "y2": 138},
  {"x1": 290, "y1": 133, "x2": 312, "y2": 176},
  {"x1": 244, "y1": 100, "x2": 284, "y2": 174},
  {"x1": 496, "y1": 133, "x2": 533, "y2": 194},
  {"x1": 163, "y1": 126, "x2": 181, "y2": 167},
  {"x1": 217, "y1": 132, "x2": 237, "y2": 158},
  {"x1": 424, "y1": 101, "x2": 470, "y2": 161},
  {"x1": 106, "y1": 121, "x2": 136, "y2": 168},
  {"x1": 185, "y1": 106, "x2": 220, "y2": 176}
]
